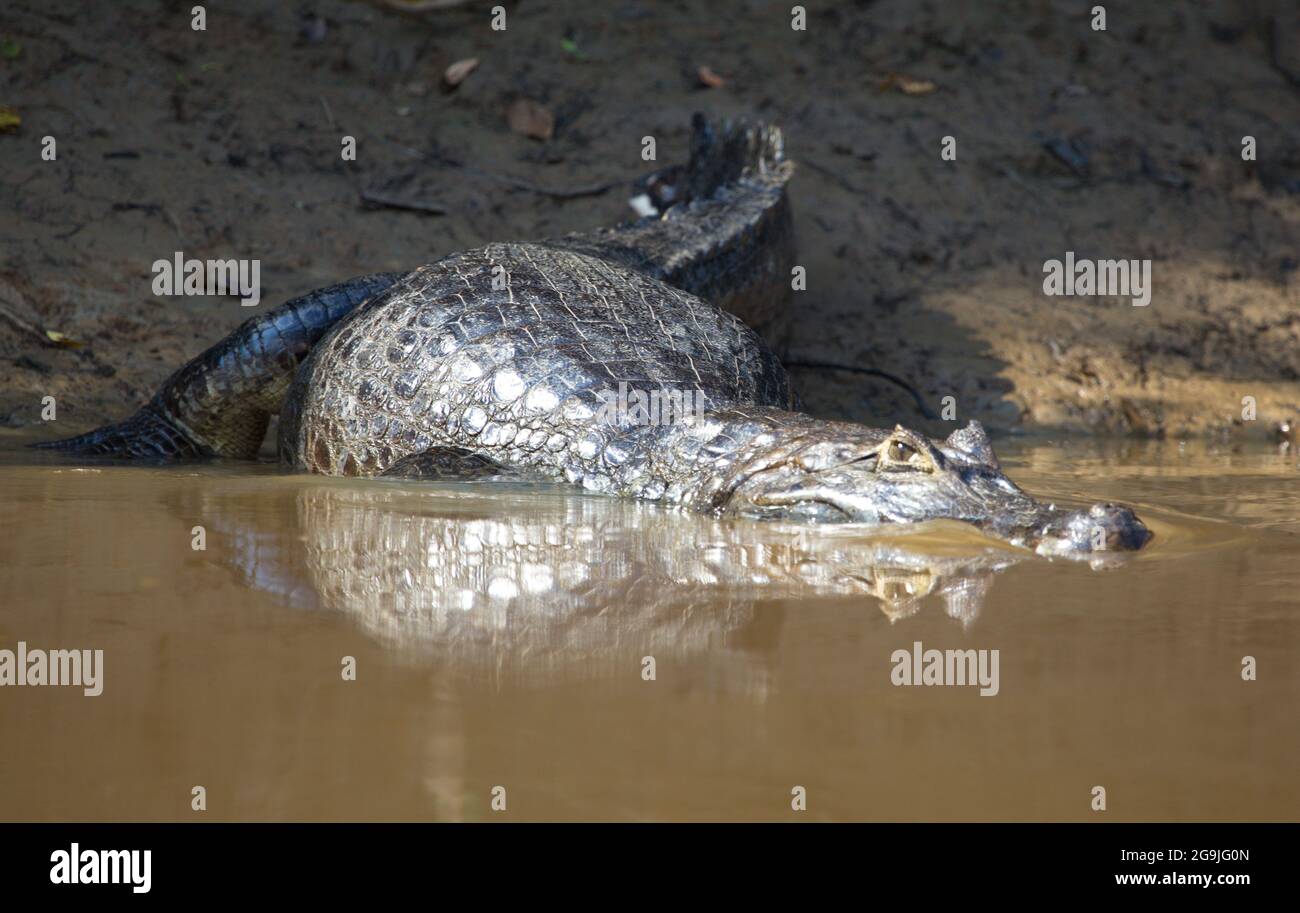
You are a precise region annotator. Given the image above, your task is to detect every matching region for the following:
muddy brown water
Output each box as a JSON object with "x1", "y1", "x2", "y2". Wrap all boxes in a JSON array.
[{"x1": 1, "y1": 430, "x2": 1297, "y2": 822}]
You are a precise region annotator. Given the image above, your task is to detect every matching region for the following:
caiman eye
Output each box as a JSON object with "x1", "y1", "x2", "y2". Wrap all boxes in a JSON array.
[
  {"x1": 878, "y1": 431, "x2": 941, "y2": 473},
  {"x1": 888, "y1": 440, "x2": 917, "y2": 462}
]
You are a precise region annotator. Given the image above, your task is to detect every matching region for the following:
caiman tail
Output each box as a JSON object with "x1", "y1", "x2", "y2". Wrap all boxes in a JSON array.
[
  {"x1": 33, "y1": 273, "x2": 403, "y2": 459},
  {"x1": 555, "y1": 113, "x2": 796, "y2": 347}
]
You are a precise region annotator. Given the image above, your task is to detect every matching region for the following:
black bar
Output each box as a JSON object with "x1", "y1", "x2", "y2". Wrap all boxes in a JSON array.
[{"x1": 1, "y1": 823, "x2": 1286, "y2": 898}]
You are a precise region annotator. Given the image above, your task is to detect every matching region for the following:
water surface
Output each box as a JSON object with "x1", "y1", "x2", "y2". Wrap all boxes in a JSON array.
[{"x1": 1, "y1": 432, "x2": 1297, "y2": 821}]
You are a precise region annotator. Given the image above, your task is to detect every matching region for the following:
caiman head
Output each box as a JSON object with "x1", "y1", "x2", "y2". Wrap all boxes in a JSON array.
[{"x1": 718, "y1": 420, "x2": 1151, "y2": 558}]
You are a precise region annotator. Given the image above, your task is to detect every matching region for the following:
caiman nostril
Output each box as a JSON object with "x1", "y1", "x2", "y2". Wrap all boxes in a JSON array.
[{"x1": 1033, "y1": 503, "x2": 1153, "y2": 556}]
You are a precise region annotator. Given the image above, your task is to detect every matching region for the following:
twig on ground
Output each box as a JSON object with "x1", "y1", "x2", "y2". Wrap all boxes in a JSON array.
[
  {"x1": 997, "y1": 164, "x2": 1042, "y2": 202},
  {"x1": 388, "y1": 140, "x2": 633, "y2": 199},
  {"x1": 319, "y1": 96, "x2": 337, "y2": 131},
  {"x1": 801, "y1": 157, "x2": 870, "y2": 196},
  {"x1": 359, "y1": 190, "x2": 448, "y2": 215},
  {"x1": 441, "y1": 160, "x2": 628, "y2": 199},
  {"x1": 0, "y1": 297, "x2": 57, "y2": 348},
  {"x1": 381, "y1": 0, "x2": 473, "y2": 10}
]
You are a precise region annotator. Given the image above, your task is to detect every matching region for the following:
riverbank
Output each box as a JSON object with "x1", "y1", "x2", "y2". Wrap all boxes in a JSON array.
[{"x1": 2, "y1": 0, "x2": 1297, "y2": 440}]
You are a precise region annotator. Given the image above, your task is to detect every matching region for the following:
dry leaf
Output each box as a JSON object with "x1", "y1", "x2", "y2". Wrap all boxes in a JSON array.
[
  {"x1": 0, "y1": 105, "x2": 20, "y2": 132},
  {"x1": 880, "y1": 73, "x2": 937, "y2": 96},
  {"x1": 443, "y1": 57, "x2": 479, "y2": 87},
  {"x1": 697, "y1": 66, "x2": 726, "y2": 88},
  {"x1": 506, "y1": 99, "x2": 554, "y2": 141},
  {"x1": 898, "y1": 76, "x2": 937, "y2": 95},
  {"x1": 45, "y1": 330, "x2": 83, "y2": 349}
]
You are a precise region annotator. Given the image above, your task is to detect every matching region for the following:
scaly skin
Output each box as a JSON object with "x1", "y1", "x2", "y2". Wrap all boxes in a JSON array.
[
  {"x1": 35, "y1": 116, "x2": 1151, "y2": 557},
  {"x1": 280, "y1": 242, "x2": 794, "y2": 476},
  {"x1": 557, "y1": 115, "x2": 796, "y2": 347},
  {"x1": 194, "y1": 483, "x2": 1025, "y2": 680}
]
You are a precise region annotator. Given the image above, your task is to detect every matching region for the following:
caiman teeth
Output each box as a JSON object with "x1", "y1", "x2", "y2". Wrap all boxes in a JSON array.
[{"x1": 749, "y1": 485, "x2": 855, "y2": 520}]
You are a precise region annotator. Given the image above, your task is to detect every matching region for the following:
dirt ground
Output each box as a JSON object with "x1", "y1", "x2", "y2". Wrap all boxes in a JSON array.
[{"x1": 2, "y1": 0, "x2": 1298, "y2": 442}]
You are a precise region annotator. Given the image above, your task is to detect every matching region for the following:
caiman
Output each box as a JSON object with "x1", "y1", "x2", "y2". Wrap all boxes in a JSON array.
[{"x1": 37, "y1": 115, "x2": 1151, "y2": 558}]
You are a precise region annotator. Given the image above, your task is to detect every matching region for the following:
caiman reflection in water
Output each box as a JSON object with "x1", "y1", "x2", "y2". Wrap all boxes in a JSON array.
[
  {"x1": 207, "y1": 478, "x2": 1035, "y2": 683},
  {"x1": 13, "y1": 441, "x2": 1300, "y2": 822}
]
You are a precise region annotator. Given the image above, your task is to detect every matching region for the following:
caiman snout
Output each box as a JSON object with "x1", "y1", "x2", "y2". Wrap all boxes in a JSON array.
[
  {"x1": 1031, "y1": 503, "x2": 1152, "y2": 557},
  {"x1": 719, "y1": 420, "x2": 1153, "y2": 560}
]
